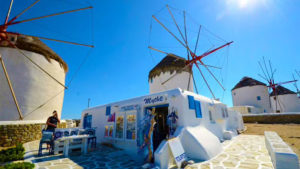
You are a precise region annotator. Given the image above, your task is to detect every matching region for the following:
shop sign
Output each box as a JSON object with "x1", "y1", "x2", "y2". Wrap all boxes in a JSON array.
[{"x1": 144, "y1": 95, "x2": 167, "y2": 105}]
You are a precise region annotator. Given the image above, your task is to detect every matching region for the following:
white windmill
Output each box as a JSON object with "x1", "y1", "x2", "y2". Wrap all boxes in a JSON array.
[
  {"x1": 148, "y1": 5, "x2": 233, "y2": 99},
  {"x1": 0, "y1": 0, "x2": 93, "y2": 120}
]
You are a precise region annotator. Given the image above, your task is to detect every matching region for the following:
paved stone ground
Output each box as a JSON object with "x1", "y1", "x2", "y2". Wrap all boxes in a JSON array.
[
  {"x1": 186, "y1": 135, "x2": 274, "y2": 169},
  {"x1": 23, "y1": 135, "x2": 274, "y2": 169},
  {"x1": 23, "y1": 141, "x2": 143, "y2": 169}
]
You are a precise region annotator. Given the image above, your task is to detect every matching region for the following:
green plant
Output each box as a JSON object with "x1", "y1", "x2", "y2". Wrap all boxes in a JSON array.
[
  {"x1": 0, "y1": 143, "x2": 25, "y2": 163},
  {"x1": 0, "y1": 162, "x2": 34, "y2": 169}
]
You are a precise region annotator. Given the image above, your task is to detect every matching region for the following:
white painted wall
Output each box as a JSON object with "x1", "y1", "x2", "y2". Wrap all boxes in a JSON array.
[
  {"x1": 0, "y1": 47, "x2": 66, "y2": 121},
  {"x1": 81, "y1": 88, "x2": 241, "y2": 163},
  {"x1": 270, "y1": 94, "x2": 300, "y2": 113},
  {"x1": 149, "y1": 71, "x2": 193, "y2": 94},
  {"x1": 227, "y1": 109, "x2": 244, "y2": 131},
  {"x1": 232, "y1": 85, "x2": 271, "y2": 113}
]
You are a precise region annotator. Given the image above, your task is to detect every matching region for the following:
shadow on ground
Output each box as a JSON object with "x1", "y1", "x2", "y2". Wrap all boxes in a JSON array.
[{"x1": 24, "y1": 141, "x2": 143, "y2": 169}]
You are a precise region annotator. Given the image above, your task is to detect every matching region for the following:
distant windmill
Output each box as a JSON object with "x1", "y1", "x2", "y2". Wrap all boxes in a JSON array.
[
  {"x1": 0, "y1": 0, "x2": 93, "y2": 120},
  {"x1": 258, "y1": 57, "x2": 296, "y2": 113},
  {"x1": 148, "y1": 5, "x2": 233, "y2": 99},
  {"x1": 293, "y1": 73, "x2": 300, "y2": 98}
]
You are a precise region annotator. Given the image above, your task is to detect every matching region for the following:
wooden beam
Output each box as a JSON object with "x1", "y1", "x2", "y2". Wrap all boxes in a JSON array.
[
  {"x1": 0, "y1": 54, "x2": 23, "y2": 120},
  {"x1": 4, "y1": 0, "x2": 14, "y2": 25}
]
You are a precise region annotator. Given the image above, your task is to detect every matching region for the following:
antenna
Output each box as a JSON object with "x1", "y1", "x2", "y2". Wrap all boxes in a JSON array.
[{"x1": 88, "y1": 98, "x2": 91, "y2": 108}]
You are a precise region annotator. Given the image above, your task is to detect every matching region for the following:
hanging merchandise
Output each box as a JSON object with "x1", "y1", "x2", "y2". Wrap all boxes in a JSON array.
[{"x1": 167, "y1": 107, "x2": 178, "y2": 136}]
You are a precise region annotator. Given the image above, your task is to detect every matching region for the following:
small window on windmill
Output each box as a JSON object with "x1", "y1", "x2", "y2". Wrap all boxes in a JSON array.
[
  {"x1": 257, "y1": 96, "x2": 261, "y2": 101},
  {"x1": 9, "y1": 35, "x2": 17, "y2": 44},
  {"x1": 247, "y1": 107, "x2": 251, "y2": 113},
  {"x1": 150, "y1": 78, "x2": 153, "y2": 83}
]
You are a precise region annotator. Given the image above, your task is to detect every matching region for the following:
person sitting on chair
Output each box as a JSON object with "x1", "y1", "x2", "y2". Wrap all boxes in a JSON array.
[
  {"x1": 44, "y1": 110, "x2": 60, "y2": 152},
  {"x1": 46, "y1": 110, "x2": 60, "y2": 132}
]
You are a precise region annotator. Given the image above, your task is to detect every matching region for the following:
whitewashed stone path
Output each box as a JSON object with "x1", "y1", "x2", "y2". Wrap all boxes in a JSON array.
[
  {"x1": 23, "y1": 135, "x2": 273, "y2": 169},
  {"x1": 186, "y1": 135, "x2": 274, "y2": 169}
]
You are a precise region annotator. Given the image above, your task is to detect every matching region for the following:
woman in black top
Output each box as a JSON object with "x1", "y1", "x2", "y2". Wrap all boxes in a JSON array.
[{"x1": 46, "y1": 110, "x2": 60, "y2": 132}]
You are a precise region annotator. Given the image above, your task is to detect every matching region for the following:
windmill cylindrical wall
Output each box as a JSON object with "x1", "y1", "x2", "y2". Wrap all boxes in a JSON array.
[
  {"x1": 0, "y1": 47, "x2": 66, "y2": 121},
  {"x1": 149, "y1": 71, "x2": 193, "y2": 94},
  {"x1": 231, "y1": 85, "x2": 271, "y2": 113},
  {"x1": 270, "y1": 94, "x2": 300, "y2": 112}
]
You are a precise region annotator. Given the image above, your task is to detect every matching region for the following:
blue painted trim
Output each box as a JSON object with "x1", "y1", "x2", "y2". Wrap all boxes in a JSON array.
[
  {"x1": 83, "y1": 114, "x2": 92, "y2": 129},
  {"x1": 195, "y1": 101, "x2": 202, "y2": 118},
  {"x1": 188, "y1": 95, "x2": 195, "y2": 109},
  {"x1": 106, "y1": 106, "x2": 111, "y2": 116}
]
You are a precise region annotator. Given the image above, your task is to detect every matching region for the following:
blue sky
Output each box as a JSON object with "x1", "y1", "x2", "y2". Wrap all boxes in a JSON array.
[{"x1": 2, "y1": 0, "x2": 300, "y2": 119}]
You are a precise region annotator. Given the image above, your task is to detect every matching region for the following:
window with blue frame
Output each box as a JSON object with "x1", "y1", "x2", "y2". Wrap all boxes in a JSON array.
[
  {"x1": 195, "y1": 101, "x2": 202, "y2": 118},
  {"x1": 257, "y1": 96, "x2": 261, "y2": 101},
  {"x1": 83, "y1": 114, "x2": 92, "y2": 129},
  {"x1": 188, "y1": 95, "x2": 202, "y2": 118}
]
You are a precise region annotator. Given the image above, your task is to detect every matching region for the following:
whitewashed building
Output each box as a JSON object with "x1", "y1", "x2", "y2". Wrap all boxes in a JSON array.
[
  {"x1": 0, "y1": 35, "x2": 66, "y2": 121},
  {"x1": 81, "y1": 54, "x2": 244, "y2": 168},
  {"x1": 81, "y1": 88, "x2": 244, "y2": 167},
  {"x1": 270, "y1": 86, "x2": 300, "y2": 113},
  {"x1": 231, "y1": 77, "x2": 272, "y2": 113}
]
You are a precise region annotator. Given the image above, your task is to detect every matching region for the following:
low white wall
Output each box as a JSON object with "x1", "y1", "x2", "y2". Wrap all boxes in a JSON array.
[
  {"x1": 265, "y1": 131, "x2": 299, "y2": 169},
  {"x1": 243, "y1": 112, "x2": 300, "y2": 117},
  {"x1": 0, "y1": 120, "x2": 45, "y2": 125}
]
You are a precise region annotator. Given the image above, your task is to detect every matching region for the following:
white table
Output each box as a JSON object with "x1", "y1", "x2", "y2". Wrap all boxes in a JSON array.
[{"x1": 55, "y1": 135, "x2": 90, "y2": 157}]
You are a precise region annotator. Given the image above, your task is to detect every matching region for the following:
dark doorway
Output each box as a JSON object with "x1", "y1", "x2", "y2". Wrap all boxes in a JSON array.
[{"x1": 152, "y1": 106, "x2": 169, "y2": 152}]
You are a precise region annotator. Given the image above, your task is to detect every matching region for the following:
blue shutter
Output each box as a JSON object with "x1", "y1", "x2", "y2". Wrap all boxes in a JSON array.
[
  {"x1": 87, "y1": 115, "x2": 92, "y2": 128},
  {"x1": 83, "y1": 114, "x2": 92, "y2": 129},
  {"x1": 195, "y1": 101, "x2": 202, "y2": 118},
  {"x1": 188, "y1": 95, "x2": 195, "y2": 109},
  {"x1": 106, "y1": 106, "x2": 111, "y2": 116},
  {"x1": 83, "y1": 116, "x2": 87, "y2": 128}
]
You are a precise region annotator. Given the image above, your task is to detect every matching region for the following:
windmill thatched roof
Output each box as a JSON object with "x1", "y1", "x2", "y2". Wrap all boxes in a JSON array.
[
  {"x1": 232, "y1": 76, "x2": 266, "y2": 91},
  {"x1": 270, "y1": 85, "x2": 296, "y2": 96},
  {"x1": 148, "y1": 54, "x2": 191, "y2": 80},
  {"x1": 0, "y1": 35, "x2": 68, "y2": 72}
]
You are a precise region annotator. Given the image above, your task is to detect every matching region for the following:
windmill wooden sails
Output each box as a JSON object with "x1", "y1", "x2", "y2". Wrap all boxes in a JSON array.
[
  {"x1": 148, "y1": 5, "x2": 233, "y2": 99},
  {"x1": 0, "y1": 0, "x2": 93, "y2": 120},
  {"x1": 294, "y1": 70, "x2": 300, "y2": 97}
]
